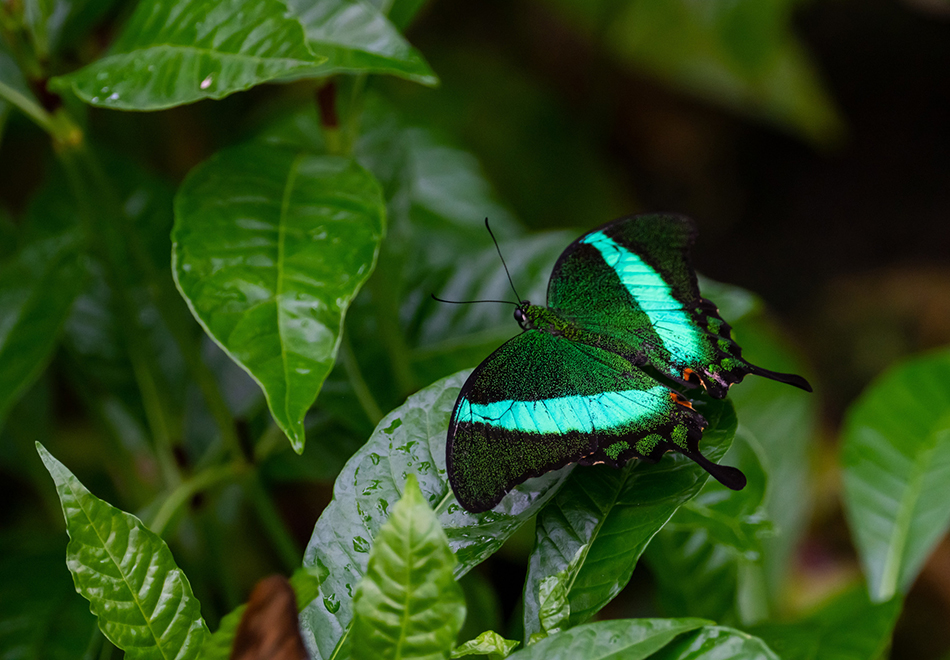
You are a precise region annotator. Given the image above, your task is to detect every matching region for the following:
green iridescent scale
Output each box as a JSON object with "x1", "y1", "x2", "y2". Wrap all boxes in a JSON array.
[{"x1": 446, "y1": 213, "x2": 811, "y2": 513}]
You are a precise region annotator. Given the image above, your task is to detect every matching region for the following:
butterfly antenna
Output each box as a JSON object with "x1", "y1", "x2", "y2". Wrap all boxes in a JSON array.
[
  {"x1": 484, "y1": 218, "x2": 523, "y2": 303},
  {"x1": 431, "y1": 294, "x2": 519, "y2": 306}
]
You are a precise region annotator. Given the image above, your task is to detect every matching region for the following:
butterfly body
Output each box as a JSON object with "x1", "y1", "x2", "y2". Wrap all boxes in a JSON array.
[{"x1": 446, "y1": 214, "x2": 811, "y2": 513}]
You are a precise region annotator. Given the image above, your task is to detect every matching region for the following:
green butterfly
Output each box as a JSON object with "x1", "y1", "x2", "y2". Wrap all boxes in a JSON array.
[{"x1": 446, "y1": 213, "x2": 811, "y2": 513}]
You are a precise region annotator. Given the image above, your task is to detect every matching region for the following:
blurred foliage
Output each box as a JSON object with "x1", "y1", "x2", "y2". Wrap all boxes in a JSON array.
[{"x1": 2, "y1": 0, "x2": 950, "y2": 658}]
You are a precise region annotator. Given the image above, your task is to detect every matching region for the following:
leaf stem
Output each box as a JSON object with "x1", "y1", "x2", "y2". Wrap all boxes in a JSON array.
[
  {"x1": 244, "y1": 473, "x2": 302, "y2": 571},
  {"x1": 150, "y1": 462, "x2": 247, "y2": 537},
  {"x1": 340, "y1": 329, "x2": 383, "y2": 427}
]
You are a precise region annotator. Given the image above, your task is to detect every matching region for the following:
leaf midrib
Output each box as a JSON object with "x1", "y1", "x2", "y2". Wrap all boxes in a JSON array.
[{"x1": 277, "y1": 154, "x2": 305, "y2": 432}]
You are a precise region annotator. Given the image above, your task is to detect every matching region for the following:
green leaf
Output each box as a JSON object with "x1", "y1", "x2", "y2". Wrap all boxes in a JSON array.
[
  {"x1": 649, "y1": 625, "x2": 778, "y2": 660},
  {"x1": 749, "y1": 585, "x2": 902, "y2": 660},
  {"x1": 300, "y1": 370, "x2": 572, "y2": 660},
  {"x1": 646, "y1": 527, "x2": 739, "y2": 624},
  {"x1": 387, "y1": 0, "x2": 431, "y2": 30},
  {"x1": 841, "y1": 348, "x2": 950, "y2": 601},
  {"x1": 528, "y1": 545, "x2": 585, "y2": 644},
  {"x1": 507, "y1": 619, "x2": 709, "y2": 660},
  {"x1": 522, "y1": 400, "x2": 738, "y2": 640},
  {"x1": 452, "y1": 631, "x2": 519, "y2": 660},
  {"x1": 51, "y1": 0, "x2": 326, "y2": 110},
  {"x1": 36, "y1": 443, "x2": 209, "y2": 659},
  {"x1": 173, "y1": 146, "x2": 385, "y2": 451},
  {"x1": 0, "y1": 228, "x2": 86, "y2": 423},
  {"x1": 283, "y1": 0, "x2": 437, "y2": 86},
  {"x1": 351, "y1": 474, "x2": 465, "y2": 660}
]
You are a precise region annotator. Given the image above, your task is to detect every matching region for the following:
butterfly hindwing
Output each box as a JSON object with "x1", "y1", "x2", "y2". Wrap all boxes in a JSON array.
[
  {"x1": 547, "y1": 213, "x2": 811, "y2": 398},
  {"x1": 447, "y1": 330, "x2": 708, "y2": 513}
]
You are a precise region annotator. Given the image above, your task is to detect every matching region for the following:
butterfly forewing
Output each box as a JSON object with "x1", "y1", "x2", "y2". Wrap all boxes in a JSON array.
[
  {"x1": 547, "y1": 213, "x2": 810, "y2": 397},
  {"x1": 447, "y1": 330, "x2": 707, "y2": 513}
]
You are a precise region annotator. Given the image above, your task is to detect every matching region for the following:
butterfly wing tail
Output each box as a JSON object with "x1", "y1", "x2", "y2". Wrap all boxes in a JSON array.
[
  {"x1": 681, "y1": 448, "x2": 747, "y2": 490},
  {"x1": 748, "y1": 365, "x2": 813, "y2": 392}
]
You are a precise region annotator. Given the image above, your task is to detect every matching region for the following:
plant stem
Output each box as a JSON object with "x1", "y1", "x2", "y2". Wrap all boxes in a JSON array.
[
  {"x1": 150, "y1": 462, "x2": 246, "y2": 537},
  {"x1": 245, "y1": 474, "x2": 302, "y2": 571},
  {"x1": 340, "y1": 330, "x2": 383, "y2": 427},
  {"x1": 370, "y1": 261, "x2": 417, "y2": 397}
]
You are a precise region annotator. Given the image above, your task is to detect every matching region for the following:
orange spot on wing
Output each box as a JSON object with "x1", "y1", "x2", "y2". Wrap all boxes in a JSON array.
[{"x1": 669, "y1": 391, "x2": 695, "y2": 410}]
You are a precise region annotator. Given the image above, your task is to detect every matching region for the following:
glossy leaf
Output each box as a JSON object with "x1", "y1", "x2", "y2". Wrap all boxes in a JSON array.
[
  {"x1": 841, "y1": 349, "x2": 950, "y2": 601},
  {"x1": 523, "y1": 400, "x2": 738, "y2": 640},
  {"x1": 173, "y1": 146, "x2": 385, "y2": 451},
  {"x1": 650, "y1": 626, "x2": 778, "y2": 660},
  {"x1": 749, "y1": 585, "x2": 902, "y2": 660},
  {"x1": 36, "y1": 443, "x2": 209, "y2": 659},
  {"x1": 51, "y1": 0, "x2": 326, "y2": 110},
  {"x1": 300, "y1": 370, "x2": 572, "y2": 660},
  {"x1": 0, "y1": 229, "x2": 85, "y2": 422},
  {"x1": 507, "y1": 619, "x2": 709, "y2": 660},
  {"x1": 352, "y1": 474, "x2": 465, "y2": 660},
  {"x1": 529, "y1": 545, "x2": 585, "y2": 644},
  {"x1": 283, "y1": 0, "x2": 437, "y2": 85},
  {"x1": 452, "y1": 631, "x2": 519, "y2": 660}
]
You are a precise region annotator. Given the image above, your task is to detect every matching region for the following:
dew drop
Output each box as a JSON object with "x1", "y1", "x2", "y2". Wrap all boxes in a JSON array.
[
  {"x1": 447, "y1": 503, "x2": 460, "y2": 514},
  {"x1": 377, "y1": 498, "x2": 389, "y2": 516},
  {"x1": 352, "y1": 536, "x2": 370, "y2": 553},
  {"x1": 369, "y1": 453, "x2": 380, "y2": 465}
]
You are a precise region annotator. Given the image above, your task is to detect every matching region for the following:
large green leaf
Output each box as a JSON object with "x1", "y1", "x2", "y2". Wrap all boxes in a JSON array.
[
  {"x1": 173, "y1": 146, "x2": 385, "y2": 451},
  {"x1": 283, "y1": 0, "x2": 437, "y2": 85},
  {"x1": 507, "y1": 619, "x2": 709, "y2": 660},
  {"x1": 352, "y1": 474, "x2": 465, "y2": 660},
  {"x1": 650, "y1": 626, "x2": 778, "y2": 660},
  {"x1": 522, "y1": 400, "x2": 738, "y2": 640},
  {"x1": 0, "y1": 228, "x2": 85, "y2": 423},
  {"x1": 36, "y1": 443, "x2": 209, "y2": 660},
  {"x1": 300, "y1": 370, "x2": 572, "y2": 660},
  {"x1": 749, "y1": 585, "x2": 902, "y2": 660},
  {"x1": 841, "y1": 348, "x2": 950, "y2": 601},
  {"x1": 51, "y1": 0, "x2": 326, "y2": 110}
]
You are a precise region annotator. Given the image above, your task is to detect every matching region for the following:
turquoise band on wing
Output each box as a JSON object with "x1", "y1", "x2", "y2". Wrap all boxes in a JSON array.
[
  {"x1": 580, "y1": 230, "x2": 704, "y2": 366},
  {"x1": 458, "y1": 386, "x2": 672, "y2": 435}
]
